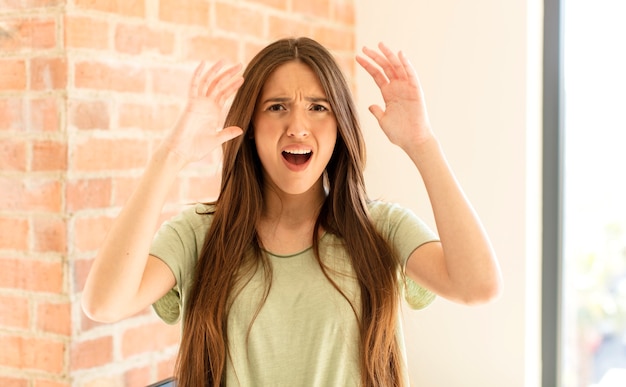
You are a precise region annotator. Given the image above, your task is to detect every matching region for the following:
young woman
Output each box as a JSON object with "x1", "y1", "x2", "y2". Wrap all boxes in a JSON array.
[{"x1": 82, "y1": 37, "x2": 502, "y2": 387}]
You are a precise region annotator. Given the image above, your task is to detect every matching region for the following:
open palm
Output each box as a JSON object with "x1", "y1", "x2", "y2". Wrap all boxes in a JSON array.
[
  {"x1": 160, "y1": 61, "x2": 244, "y2": 166},
  {"x1": 356, "y1": 43, "x2": 434, "y2": 151}
]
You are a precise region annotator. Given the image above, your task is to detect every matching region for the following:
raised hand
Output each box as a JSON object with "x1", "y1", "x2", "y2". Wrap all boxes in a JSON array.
[
  {"x1": 159, "y1": 60, "x2": 245, "y2": 167},
  {"x1": 356, "y1": 43, "x2": 434, "y2": 151}
]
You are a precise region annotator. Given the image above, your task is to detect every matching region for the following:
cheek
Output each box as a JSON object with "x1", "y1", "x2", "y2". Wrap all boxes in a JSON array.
[{"x1": 324, "y1": 126, "x2": 338, "y2": 154}]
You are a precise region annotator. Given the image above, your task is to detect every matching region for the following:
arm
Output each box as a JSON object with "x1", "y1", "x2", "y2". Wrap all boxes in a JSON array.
[
  {"x1": 81, "y1": 61, "x2": 244, "y2": 322},
  {"x1": 356, "y1": 44, "x2": 502, "y2": 304}
]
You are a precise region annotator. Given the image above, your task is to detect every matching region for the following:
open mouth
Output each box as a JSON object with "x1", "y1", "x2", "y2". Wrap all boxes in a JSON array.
[{"x1": 282, "y1": 149, "x2": 313, "y2": 166}]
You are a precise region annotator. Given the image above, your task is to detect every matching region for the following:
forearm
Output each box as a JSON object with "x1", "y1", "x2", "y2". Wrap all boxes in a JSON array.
[
  {"x1": 405, "y1": 137, "x2": 502, "y2": 301},
  {"x1": 81, "y1": 148, "x2": 184, "y2": 320}
]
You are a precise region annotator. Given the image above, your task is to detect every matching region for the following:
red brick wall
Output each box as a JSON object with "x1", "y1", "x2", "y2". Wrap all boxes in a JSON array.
[{"x1": 0, "y1": 0, "x2": 355, "y2": 385}]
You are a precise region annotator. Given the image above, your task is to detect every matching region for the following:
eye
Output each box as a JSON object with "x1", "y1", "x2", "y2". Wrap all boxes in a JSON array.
[
  {"x1": 310, "y1": 104, "x2": 329, "y2": 112},
  {"x1": 267, "y1": 104, "x2": 286, "y2": 112}
]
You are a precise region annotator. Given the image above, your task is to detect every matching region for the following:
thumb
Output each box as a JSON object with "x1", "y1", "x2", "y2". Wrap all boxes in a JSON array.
[
  {"x1": 216, "y1": 126, "x2": 244, "y2": 144},
  {"x1": 368, "y1": 104, "x2": 385, "y2": 124}
]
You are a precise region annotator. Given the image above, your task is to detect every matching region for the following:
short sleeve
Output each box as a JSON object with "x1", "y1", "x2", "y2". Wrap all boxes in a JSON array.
[
  {"x1": 149, "y1": 204, "x2": 213, "y2": 324},
  {"x1": 369, "y1": 201, "x2": 439, "y2": 310}
]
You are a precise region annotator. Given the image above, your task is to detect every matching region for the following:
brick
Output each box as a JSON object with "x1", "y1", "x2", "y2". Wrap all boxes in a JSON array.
[
  {"x1": 159, "y1": 0, "x2": 209, "y2": 25},
  {"x1": 29, "y1": 97, "x2": 60, "y2": 132},
  {"x1": 32, "y1": 216, "x2": 67, "y2": 253},
  {"x1": 312, "y1": 25, "x2": 354, "y2": 51},
  {"x1": 250, "y1": 0, "x2": 287, "y2": 10},
  {"x1": 0, "y1": 216, "x2": 29, "y2": 250},
  {"x1": 332, "y1": 0, "x2": 355, "y2": 24},
  {"x1": 156, "y1": 354, "x2": 177, "y2": 380},
  {"x1": 121, "y1": 321, "x2": 180, "y2": 358},
  {"x1": 150, "y1": 67, "x2": 191, "y2": 97},
  {"x1": 74, "y1": 61, "x2": 147, "y2": 93},
  {"x1": 292, "y1": 0, "x2": 331, "y2": 19},
  {"x1": 0, "y1": 177, "x2": 62, "y2": 212},
  {"x1": 0, "y1": 18, "x2": 56, "y2": 52},
  {"x1": 34, "y1": 380, "x2": 71, "y2": 387},
  {"x1": 144, "y1": 104, "x2": 182, "y2": 132},
  {"x1": 124, "y1": 366, "x2": 151, "y2": 387},
  {"x1": 0, "y1": 60, "x2": 27, "y2": 90},
  {"x1": 0, "y1": 335, "x2": 65, "y2": 373},
  {"x1": 117, "y1": 103, "x2": 151, "y2": 130},
  {"x1": 0, "y1": 295, "x2": 30, "y2": 329},
  {"x1": 243, "y1": 41, "x2": 268, "y2": 63},
  {"x1": 115, "y1": 23, "x2": 175, "y2": 56},
  {"x1": 73, "y1": 215, "x2": 114, "y2": 252},
  {"x1": 73, "y1": 258, "x2": 93, "y2": 296},
  {"x1": 334, "y1": 53, "x2": 356, "y2": 80},
  {"x1": 69, "y1": 99, "x2": 110, "y2": 131},
  {"x1": 82, "y1": 375, "x2": 121, "y2": 387},
  {"x1": 64, "y1": 16, "x2": 109, "y2": 50},
  {"x1": 118, "y1": 102, "x2": 180, "y2": 132},
  {"x1": 25, "y1": 18, "x2": 57, "y2": 50},
  {"x1": 32, "y1": 140, "x2": 67, "y2": 171},
  {"x1": 80, "y1": 305, "x2": 105, "y2": 332},
  {"x1": 71, "y1": 136, "x2": 150, "y2": 171},
  {"x1": 70, "y1": 336, "x2": 113, "y2": 370},
  {"x1": 66, "y1": 178, "x2": 112, "y2": 212},
  {"x1": 36, "y1": 301, "x2": 71, "y2": 335},
  {"x1": 0, "y1": 138, "x2": 28, "y2": 171},
  {"x1": 185, "y1": 35, "x2": 239, "y2": 63},
  {"x1": 30, "y1": 57, "x2": 67, "y2": 90},
  {"x1": 0, "y1": 98, "x2": 25, "y2": 131},
  {"x1": 0, "y1": 376, "x2": 28, "y2": 387},
  {"x1": 0, "y1": 258, "x2": 64, "y2": 293},
  {"x1": 74, "y1": 0, "x2": 145, "y2": 17},
  {"x1": 215, "y1": 2, "x2": 265, "y2": 37},
  {"x1": 267, "y1": 15, "x2": 313, "y2": 41},
  {"x1": 0, "y1": 0, "x2": 63, "y2": 10}
]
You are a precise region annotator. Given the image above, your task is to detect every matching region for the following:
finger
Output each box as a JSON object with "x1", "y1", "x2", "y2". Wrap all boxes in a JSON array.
[
  {"x1": 368, "y1": 104, "x2": 385, "y2": 123},
  {"x1": 399, "y1": 51, "x2": 419, "y2": 86},
  {"x1": 189, "y1": 61, "x2": 207, "y2": 97},
  {"x1": 362, "y1": 45, "x2": 397, "y2": 80},
  {"x1": 215, "y1": 75, "x2": 244, "y2": 106},
  {"x1": 197, "y1": 60, "x2": 225, "y2": 96},
  {"x1": 378, "y1": 42, "x2": 406, "y2": 80},
  {"x1": 356, "y1": 54, "x2": 388, "y2": 89},
  {"x1": 216, "y1": 125, "x2": 244, "y2": 144},
  {"x1": 202, "y1": 62, "x2": 242, "y2": 98}
]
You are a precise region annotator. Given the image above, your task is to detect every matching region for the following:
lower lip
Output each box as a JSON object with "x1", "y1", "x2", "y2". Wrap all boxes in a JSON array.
[{"x1": 282, "y1": 155, "x2": 312, "y2": 172}]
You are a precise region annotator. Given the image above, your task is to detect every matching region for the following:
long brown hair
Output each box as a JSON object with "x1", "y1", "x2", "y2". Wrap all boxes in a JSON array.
[{"x1": 176, "y1": 37, "x2": 404, "y2": 387}]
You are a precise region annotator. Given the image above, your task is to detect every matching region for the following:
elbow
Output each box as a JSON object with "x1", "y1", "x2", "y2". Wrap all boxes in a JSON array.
[
  {"x1": 461, "y1": 273, "x2": 504, "y2": 305},
  {"x1": 81, "y1": 293, "x2": 126, "y2": 324},
  {"x1": 468, "y1": 282, "x2": 502, "y2": 305}
]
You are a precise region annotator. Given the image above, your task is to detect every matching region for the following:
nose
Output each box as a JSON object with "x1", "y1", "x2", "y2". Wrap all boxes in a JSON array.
[{"x1": 286, "y1": 109, "x2": 309, "y2": 138}]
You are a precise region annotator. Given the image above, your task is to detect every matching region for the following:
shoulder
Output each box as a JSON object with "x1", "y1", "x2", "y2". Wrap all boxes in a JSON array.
[
  {"x1": 366, "y1": 199, "x2": 438, "y2": 250},
  {"x1": 367, "y1": 200, "x2": 404, "y2": 215},
  {"x1": 165, "y1": 203, "x2": 215, "y2": 231},
  {"x1": 367, "y1": 200, "x2": 415, "y2": 225},
  {"x1": 152, "y1": 203, "x2": 216, "y2": 249}
]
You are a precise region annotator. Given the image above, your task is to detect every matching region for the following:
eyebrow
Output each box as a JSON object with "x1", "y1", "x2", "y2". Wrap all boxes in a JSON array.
[{"x1": 260, "y1": 96, "x2": 330, "y2": 105}]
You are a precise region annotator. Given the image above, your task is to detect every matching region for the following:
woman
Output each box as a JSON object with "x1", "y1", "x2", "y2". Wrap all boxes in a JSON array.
[{"x1": 82, "y1": 37, "x2": 502, "y2": 386}]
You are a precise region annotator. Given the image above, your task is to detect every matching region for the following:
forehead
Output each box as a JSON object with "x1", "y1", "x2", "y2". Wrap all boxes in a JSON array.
[{"x1": 260, "y1": 61, "x2": 326, "y2": 96}]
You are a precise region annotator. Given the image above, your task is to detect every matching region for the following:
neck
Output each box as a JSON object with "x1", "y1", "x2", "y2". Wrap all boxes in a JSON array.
[
  {"x1": 261, "y1": 179, "x2": 326, "y2": 227},
  {"x1": 256, "y1": 179, "x2": 326, "y2": 255}
]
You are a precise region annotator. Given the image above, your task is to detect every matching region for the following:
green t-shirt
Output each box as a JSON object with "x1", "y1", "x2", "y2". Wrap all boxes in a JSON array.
[{"x1": 150, "y1": 200, "x2": 438, "y2": 386}]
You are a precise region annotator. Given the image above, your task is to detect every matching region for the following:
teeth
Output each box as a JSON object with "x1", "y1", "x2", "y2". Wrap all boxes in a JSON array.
[{"x1": 283, "y1": 149, "x2": 312, "y2": 155}]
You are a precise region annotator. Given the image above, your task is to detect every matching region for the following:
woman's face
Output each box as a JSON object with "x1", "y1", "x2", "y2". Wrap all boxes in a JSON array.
[{"x1": 252, "y1": 61, "x2": 337, "y2": 196}]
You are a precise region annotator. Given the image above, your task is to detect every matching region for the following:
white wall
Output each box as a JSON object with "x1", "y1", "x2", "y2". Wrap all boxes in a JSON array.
[{"x1": 355, "y1": 1, "x2": 543, "y2": 386}]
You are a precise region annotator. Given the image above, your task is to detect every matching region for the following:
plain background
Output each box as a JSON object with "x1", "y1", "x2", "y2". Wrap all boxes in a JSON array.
[{"x1": 355, "y1": 1, "x2": 543, "y2": 386}]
